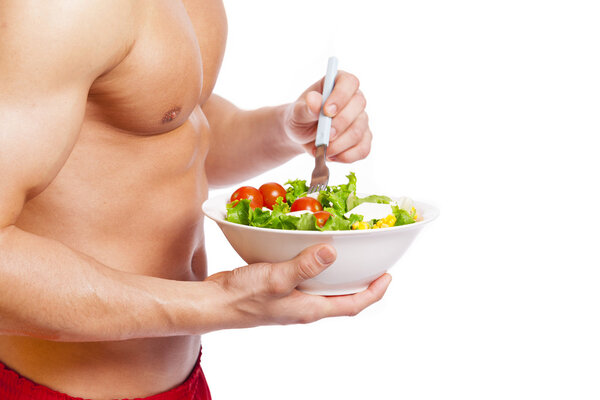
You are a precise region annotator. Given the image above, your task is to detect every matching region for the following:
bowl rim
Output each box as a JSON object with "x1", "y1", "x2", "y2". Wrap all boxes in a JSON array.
[{"x1": 202, "y1": 192, "x2": 439, "y2": 236}]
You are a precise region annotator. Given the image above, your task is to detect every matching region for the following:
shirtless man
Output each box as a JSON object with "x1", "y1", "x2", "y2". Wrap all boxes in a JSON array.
[{"x1": 0, "y1": 1, "x2": 391, "y2": 399}]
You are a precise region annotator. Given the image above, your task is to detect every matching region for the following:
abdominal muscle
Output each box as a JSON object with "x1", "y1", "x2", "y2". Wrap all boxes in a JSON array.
[{"x1": 0, "y1": 106, "x2": 211, "y2": 399}]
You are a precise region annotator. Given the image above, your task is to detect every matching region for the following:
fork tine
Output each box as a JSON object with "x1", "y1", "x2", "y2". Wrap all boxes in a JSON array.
[{"x1": 307, "y1": 182, "x2": 327, "y2": 195}]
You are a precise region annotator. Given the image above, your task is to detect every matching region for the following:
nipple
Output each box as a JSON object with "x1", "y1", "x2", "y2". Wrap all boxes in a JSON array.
[{"x1": 162, "y1": 107, "x2": 182, "y2": 123}]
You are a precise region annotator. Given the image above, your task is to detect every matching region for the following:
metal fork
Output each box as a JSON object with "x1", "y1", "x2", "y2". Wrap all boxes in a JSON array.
[{"x1": 308, "y1": 56, "x2": 338, "y2": 194}]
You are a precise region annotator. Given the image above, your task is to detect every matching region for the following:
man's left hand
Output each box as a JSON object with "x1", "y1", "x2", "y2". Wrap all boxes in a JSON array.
[{"x1": 283, "y1": 71, "x2": 372, "y2": 163}]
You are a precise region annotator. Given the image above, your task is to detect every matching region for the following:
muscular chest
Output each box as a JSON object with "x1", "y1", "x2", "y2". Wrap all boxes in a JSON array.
[{"x1": 86, "y1": 0, "x2": 226, "y2": 135}]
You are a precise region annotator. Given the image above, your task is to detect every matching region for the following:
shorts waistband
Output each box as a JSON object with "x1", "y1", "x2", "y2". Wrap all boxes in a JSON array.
[{"x1": 0, "y1": 349, "x2": 211, "y2": 400}]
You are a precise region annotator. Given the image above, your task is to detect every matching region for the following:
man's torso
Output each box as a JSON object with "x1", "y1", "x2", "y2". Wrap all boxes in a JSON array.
[{"x1": 0, "y1": 1, "x2": 226, "y2": 398}]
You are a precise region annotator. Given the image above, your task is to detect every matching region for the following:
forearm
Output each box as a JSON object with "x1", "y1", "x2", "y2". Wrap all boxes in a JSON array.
[
  {"x1": 0, "y1": 226, "x2": 221, "y2": 342},
  {"x1": 203, "y1": 95, "x2": 303, "y2": 187}
]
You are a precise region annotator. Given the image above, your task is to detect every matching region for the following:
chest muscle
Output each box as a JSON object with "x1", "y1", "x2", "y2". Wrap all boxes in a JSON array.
[{"x1": 86, "y1": 0, "x2": 226, "y2": 135}]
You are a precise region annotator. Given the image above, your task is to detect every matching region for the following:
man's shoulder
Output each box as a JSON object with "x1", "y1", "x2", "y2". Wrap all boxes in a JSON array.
[{"x1": 0, "y1": 0, "x2": 136, "y2": 80}]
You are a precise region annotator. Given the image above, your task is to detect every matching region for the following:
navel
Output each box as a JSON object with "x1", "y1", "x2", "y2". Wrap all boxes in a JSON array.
[{"x1": 162, "y1": 107, "x2": 182, "y2": 123}]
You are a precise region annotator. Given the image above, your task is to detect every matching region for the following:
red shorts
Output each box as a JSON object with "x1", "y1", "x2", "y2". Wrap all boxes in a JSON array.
[{"x1": 0, "y1": 350, "x2": 211, "y2": 400}]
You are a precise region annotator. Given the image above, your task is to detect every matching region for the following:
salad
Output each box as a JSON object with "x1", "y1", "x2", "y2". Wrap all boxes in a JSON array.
[{"x1": 225, "y1": 173, "x2": 418, "y2": 231}]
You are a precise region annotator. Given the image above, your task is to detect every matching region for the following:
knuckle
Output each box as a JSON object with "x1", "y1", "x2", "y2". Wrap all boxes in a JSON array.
[
  {"x1": 345, "y1": 307, "x2": 359, "y2": 317},
  {"x1": 334, "y1": 114, "x2": 351, "y2": 130},
  {"x1": 264, "y1": 265, "x2": 289, "y2": 295},
  {"x1": 346, "y1": 301, "x2": 362, "y2": 317},
  {"x1": 360, "y1": 111, "x2": 369, "y2": 124},
  {"x1": 357, "y1": 144, "x2": 371, "y2": 160},
  {"x1": 356, "y1": 92, "x2": 367, "y2": 109},
  {"x1": 267, "y1": 277, "x2": 289, "y2": 296},
  {"x1": 349, "y1": 124, "x2": 364, "y2": 142},
  {"x1": 296, "y1": 257, "x2": 319, "y2": 281},
  {"x1": 298, "y1": 309, "x2": 320, "y2": 324},
  {"x1": 348, "y1": 74, "x2": 360, "y2": 90}
]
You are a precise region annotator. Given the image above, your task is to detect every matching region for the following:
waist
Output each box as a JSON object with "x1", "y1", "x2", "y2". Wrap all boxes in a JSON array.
[{"x1": 0, "y1": 336, "x2": 205, "y2": 399}]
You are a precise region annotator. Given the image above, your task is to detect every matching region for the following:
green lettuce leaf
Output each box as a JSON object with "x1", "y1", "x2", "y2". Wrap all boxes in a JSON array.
[
  {"x1": 347, "y1": 213, "x2": 363, "y2": 225},
  {"x1": 392, "y1": 204, "x2": 415, "y2": 226},
  {"x1": 317, "y1": 212, "x2": 352, "y2": 231},
  {"x1": 272, "y1": 197, "x2": 290, "y2": 215},
  {"x1": 285, "y1": 179, "x2": 308, "y2": 204},
  {"x1": 319, "y1": 190, "x2": 347, "y2": 215},
  {"x1": 318, "y1": 172, "x2": 359, "y2": 215},
  {"x1": 346, "y1": 193, "x2": 392, "y2": 211},
  {"x1": 249, "y1": 207, "x2": 276, "y2": 228},
  {"x1": 295, "y1": 213, "x2": 318, "y2": 230},
  {"x1": 339, "y1": 171, "x2": 357, "y2": 194},
  {"x1": 226, "y1": 199, "x2": 251, "y2": 225}
]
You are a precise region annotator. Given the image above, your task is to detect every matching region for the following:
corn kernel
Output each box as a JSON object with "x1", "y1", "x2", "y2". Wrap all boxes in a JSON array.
[
  {"x1": 385, "y1": 215, "x2": 396, "y2": 225},
  {"x1": 352, "y1": 221, "x2": 360, "y2": 230},
  {"x1": 380, "y1": 223, "x2": 390, "y2": 228},
  {"x1": 357, "y1": 221, "x2": 369, "y2": 230},
  {"x1": 372, "y1": 225, "x2": 380, "y2": 229},
  {"x1": 376, "y1": 220, "x2": 383, "y2": 227}
]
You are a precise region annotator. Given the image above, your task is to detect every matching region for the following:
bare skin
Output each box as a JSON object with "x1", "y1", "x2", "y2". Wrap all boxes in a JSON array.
[{"x1": 0, "y1": 1, "x2": 388, "y2": 399}]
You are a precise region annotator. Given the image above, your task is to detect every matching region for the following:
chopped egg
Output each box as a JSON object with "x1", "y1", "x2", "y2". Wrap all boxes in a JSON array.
[
  {"x1": 344, "y1": 202, "x2": 394, "y2": 221},
  {"x1": 287, "y1": 210, "x2": 312, "y2": 217},
  {"x1": 395, "y1": 196, "x2": 414, "y2": 212}
]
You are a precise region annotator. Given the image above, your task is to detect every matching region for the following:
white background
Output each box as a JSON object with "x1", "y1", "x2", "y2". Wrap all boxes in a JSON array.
[{"x1": 201, "y1": 1, "x2": 600, "y2": 399}]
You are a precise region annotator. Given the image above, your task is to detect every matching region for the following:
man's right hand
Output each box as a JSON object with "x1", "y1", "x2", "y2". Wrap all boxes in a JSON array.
[{"x1": 205, "y1": 245, "x2": 392, "y2": 329}]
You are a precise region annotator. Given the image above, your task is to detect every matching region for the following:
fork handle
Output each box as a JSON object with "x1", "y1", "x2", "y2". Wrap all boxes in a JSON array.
[{"x1": 315, "y1": 56, "x2": 338, "y2": 147}]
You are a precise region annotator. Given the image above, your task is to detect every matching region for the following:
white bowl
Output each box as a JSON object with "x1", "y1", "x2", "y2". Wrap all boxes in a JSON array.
[{"x1": 202, "y1": 193, "x2": 439, "y2": 295}]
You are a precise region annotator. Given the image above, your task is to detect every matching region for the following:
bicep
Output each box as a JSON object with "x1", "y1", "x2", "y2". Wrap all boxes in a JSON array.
[
  {"x1": 0, "y1": 90, "x2": 88, "y2": 227},
  {"x1": 0, "y1": 1, "x2": 128, "y2": 228}
]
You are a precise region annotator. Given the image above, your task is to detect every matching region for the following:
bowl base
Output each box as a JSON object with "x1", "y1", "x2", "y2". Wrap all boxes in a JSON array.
[{"x1": 298, "y1": 284, "x2": 369, "y2": 296}]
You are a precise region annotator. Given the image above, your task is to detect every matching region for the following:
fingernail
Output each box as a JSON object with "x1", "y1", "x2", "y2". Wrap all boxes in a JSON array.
[
  {"x1": 325, "y1": 104, "x2": 337, "y2": 116},
  {"x1": 316, "y1": 246, "x2": 336, "y2": 265}
]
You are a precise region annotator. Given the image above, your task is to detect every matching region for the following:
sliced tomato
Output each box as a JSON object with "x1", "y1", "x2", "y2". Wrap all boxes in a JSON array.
[
  {"x1": 290, "y1": 197, "x2": 323, "y2": 213},
  {"x1": 259, "y1": 182, "x2": 287, "y2": 210},
  {"x1": 314, "y1": 211, "x2": 331, "y2": 228},
  {"x1": 230, "y1": 186, "x2": 263, "y2": 209}
]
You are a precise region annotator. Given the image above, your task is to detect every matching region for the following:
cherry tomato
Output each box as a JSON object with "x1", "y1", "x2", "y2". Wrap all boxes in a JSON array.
[
  {"x1": 290, "y1": 197, "x2": 323, "y2": 213},
  {"x1": 314, "y1": 211, "x2": 331, "y2": 228},
  {"x1": 259, "y1": 182, "x2": 287, "y2": 210},
  {"x1": 230, "y1": 186, "x2": 263, "y2": 209}
]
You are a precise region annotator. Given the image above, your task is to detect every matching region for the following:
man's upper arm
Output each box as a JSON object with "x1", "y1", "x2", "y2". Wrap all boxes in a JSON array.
[{"x1": 0, "y1": 1, "x2": 130, "y2": 228}]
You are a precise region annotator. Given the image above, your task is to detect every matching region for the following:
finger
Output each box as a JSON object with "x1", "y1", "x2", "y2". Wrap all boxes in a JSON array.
[
  {"x1": 320, "y1": 273, "x2": 392, "y2": 318},
  {"x1": 329, "y1": 90, "x2": 367, "y2": 140},
  {"x1": 327, "y1": 111, "x2": 370, "y2": 158},
  {"x1": 269, "y1": 244, "x2": 337, "y2": 294},
  {"x1": 328, "y1": 128, "x2": 372, "y2": 163},
  {"x1": 323, "y1": 71, "x2": 360, "y2": 118}
]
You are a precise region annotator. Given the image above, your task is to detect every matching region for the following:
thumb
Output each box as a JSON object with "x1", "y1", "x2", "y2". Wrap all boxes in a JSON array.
[
  {"x1": 305, "y1": 91, "x2": 322, "y2": 117},
  {"x1": 273, "y1": 244, "x2": 337, "y2": 289},
  {"x1": 291, "y1": 91, "x2": 322, "y2": 124}
]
